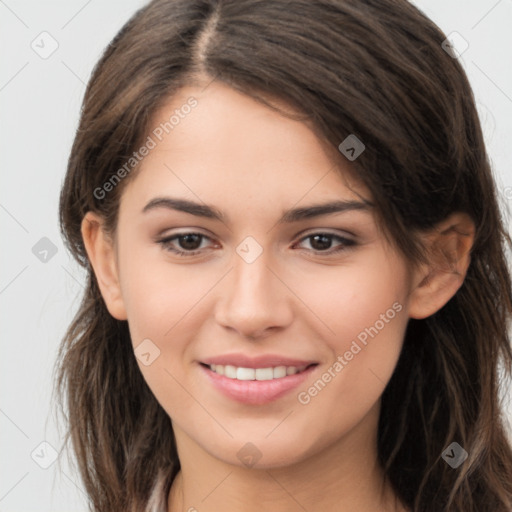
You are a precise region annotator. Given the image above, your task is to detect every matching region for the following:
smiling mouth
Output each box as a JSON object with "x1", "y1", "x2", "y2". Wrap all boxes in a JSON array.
[{"x1": 200, "y1": 362, "x2": 318, "y2": 381}]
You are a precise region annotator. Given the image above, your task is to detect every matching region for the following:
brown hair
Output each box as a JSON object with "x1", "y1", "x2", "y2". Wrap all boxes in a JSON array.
[{"x1": 54, "y1": 0, "x2": 512, "y2": 510}]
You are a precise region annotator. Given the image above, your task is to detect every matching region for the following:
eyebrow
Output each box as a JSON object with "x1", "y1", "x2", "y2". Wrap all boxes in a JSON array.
[{"x1": 142, "y1": 196, "x2": 373, "y2": 224}]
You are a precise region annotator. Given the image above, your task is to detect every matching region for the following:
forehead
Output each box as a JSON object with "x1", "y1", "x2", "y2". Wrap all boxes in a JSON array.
[{"x1": 120, "y1": 81, "x2": 369, "y2": 215}]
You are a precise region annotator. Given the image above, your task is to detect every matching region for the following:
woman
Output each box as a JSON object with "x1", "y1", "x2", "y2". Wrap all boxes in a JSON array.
[{"x1": 54, "y1": 0, "x2": 512, "y2": 510}]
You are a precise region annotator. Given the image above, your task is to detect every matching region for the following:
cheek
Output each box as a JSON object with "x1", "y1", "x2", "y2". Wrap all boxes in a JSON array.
[
  {"x1": 117, "y1": 251, "x2": 228, "y2": 414},
  {"x1": 118, "y1": 252, "x2": 211, "y2": 416},
  {"x1": 305, "y1": 310, "x2": 407, "y2": 443},
  {"x1": 292, "y1": 255, "x2": 409, "y2": 412},
  {"x1": 118, "y1": 246, "x2": 214, "y2": 345},
  {"x1": 292, "y1": 253, "x2": 408, "y2": 350}
]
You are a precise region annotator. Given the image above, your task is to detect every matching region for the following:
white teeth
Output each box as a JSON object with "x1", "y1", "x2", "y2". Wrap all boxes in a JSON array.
[
  {"x1": 224, "y1": 365, "x2": 237, "y2": 379},
  {"x1": 236, "y1": 367, "x2": 255, "y2": 380},
  {"x1": 255, "y1": 367, "x2": 273, "y2": 381},
  {"x1": 208, "y1": 364, "x2": 308, "y2": 380},
  {"x1": 273, "y1": 366, "x2": 287, "y2": 378}
]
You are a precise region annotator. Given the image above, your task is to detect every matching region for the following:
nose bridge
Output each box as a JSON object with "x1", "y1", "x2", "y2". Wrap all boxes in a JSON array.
[
  {"x1": 215, "y1": 240, "x2": 292, "y2": 337},
  {"x1": 231, "y1": 244, "x2": 280, "y2": 309},
  {"x1": 230, "y1": 234, "x2": 277, "y2": 297}
]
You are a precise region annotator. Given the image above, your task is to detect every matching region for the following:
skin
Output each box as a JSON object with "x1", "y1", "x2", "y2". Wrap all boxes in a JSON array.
[{"x1": 82, "y1": 80, "x2": 474, "y2": 512}]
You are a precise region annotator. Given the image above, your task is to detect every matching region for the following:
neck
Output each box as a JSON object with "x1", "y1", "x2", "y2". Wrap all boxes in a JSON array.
[{"x1": 167, "y1": 402, "x2": 407, "y2": 512}]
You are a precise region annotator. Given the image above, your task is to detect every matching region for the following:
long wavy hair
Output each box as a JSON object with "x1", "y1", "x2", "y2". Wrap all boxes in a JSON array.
[{"x1": 54, "y1": 0, "x2": 512, "y2": 510}]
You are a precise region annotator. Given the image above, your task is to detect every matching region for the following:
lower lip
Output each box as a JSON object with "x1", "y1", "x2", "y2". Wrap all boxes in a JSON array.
[{"x1": 199, "y1": 363, "x2": 317, "y2": 405}]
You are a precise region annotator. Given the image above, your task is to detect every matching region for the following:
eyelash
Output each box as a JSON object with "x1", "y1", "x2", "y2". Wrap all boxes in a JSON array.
[{"x1": 156, "y1": 231, "x2": 356, "y2": 257}]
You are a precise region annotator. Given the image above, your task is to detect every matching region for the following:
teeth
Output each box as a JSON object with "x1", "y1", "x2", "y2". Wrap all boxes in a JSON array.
[
  {"x1": 209, "y1": 364, "x2": 308, "y2": 380},
  {"x1": 224, "y1": 365, "x2": 237, "y2": 379},
  {"x1": 237, "y1": 367, "x2": 255, "y2": 380},
  {"x1": 256, "y1": 367, "x2": 273, "y2": 381},
  {"x1": 273, "y1": 366, "x2": 287, "y2": 378}
]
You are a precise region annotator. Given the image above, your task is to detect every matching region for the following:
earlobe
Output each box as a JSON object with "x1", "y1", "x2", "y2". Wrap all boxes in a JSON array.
[
  {"x1": 81, "y1": 212, "x2": 128, "y2": 320},
  {"x1": 408, "y1": 212, "x2": 475, "y2": 320}
]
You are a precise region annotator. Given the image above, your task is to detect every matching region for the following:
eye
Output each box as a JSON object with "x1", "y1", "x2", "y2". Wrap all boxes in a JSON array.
[
  {"x1": 157, "y1": 232, "x2": 214, "y2": 257},
  {"x1": 157, "y1": 231, "x2": 356, "y2": 257},
  {"x1": 294, "y1": 232, "x2": 356, "y2": 255}
]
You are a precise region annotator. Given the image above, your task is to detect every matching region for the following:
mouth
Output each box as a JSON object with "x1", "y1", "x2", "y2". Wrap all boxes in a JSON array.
[
  {"x1": 199, "y1": 359, "x2": 319, "y2": 405},
  {"x1": 200, "y1": 362, "x2": 316, "y2": 381}
]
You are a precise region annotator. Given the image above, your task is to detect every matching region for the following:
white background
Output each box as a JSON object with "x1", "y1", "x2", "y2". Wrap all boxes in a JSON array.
[{"x1": 1, "y1": 1, "x2": 511, "y2": 510}]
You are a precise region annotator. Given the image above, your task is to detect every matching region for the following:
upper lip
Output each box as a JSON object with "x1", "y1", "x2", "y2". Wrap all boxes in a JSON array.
[{"x1": 200, "y1": 353, "x2": 318, "y2": 369}]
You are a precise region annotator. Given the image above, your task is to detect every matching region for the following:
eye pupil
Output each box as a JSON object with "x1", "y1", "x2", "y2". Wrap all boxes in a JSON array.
[
  {"x1": 310, "y1": 234, "x2": 332, "y2": 251},
  {"x1": 179, "y1": 234, "x2": 202, "y2": 250}
]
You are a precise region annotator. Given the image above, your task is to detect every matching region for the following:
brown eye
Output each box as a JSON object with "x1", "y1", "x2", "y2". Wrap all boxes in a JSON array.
[
  {"x1": 175, "y1": 233, "x2": 203, "y2": 251},
  {"x1": 158, "y1": 232, "x2": 213, "y2": 256},
  {"x1": 295, "y1": 233, "x2": 356, "y2": 254}
]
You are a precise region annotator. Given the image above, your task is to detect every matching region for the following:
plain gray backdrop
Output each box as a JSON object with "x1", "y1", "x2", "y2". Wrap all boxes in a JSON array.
[{"x1": 1, "y1": 1, "x2": 512, "y2": 510}]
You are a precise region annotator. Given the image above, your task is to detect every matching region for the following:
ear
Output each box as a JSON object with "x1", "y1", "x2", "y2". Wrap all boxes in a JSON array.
[
  {"x1": 81, "y1": 212, "x2": 128, "y2": 320},
  {"x1": 408, "y1": 212, "x2": 475, "y2": 320}
]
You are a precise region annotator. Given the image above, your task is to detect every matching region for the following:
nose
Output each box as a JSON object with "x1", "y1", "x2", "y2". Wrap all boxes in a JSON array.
[{"x1": 215, "y1": 248, "x2": 293, "y2": 340}]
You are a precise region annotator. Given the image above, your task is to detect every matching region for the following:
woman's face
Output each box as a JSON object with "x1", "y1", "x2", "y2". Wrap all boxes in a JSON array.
[{"x1": 106, "y1": 81, "x2": 415, "y2": 468}]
